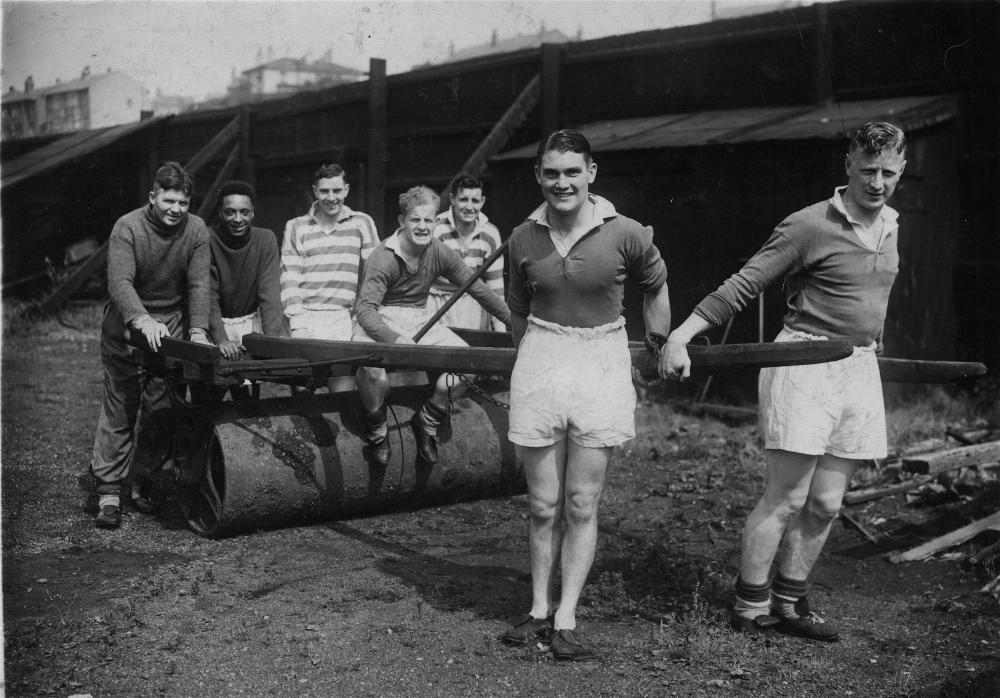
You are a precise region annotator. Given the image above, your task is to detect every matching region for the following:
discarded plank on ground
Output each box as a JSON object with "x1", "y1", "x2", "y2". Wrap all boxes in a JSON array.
[
  {"x1": 678, "y1": 402, "x2": 758, "y2": 426},
  {"x1": 945, "y1": 426, "x2": 996, "y2": 445},
  {"x1": 982, "y1": 574, "x2": 1000, "y2": 596},
  {"x1": 840, "y1": 511, "x2": 879, "y2": 543},
  {"x1": 887, "y1": 510, "x2": 1000, "y2": 563},
  {"x1": 969, "y1": 539, "x2": 1000, "y2": 566},
  {"x1": 901, "y1": 441, "x2": 1000, "y2": 475},
  {"x1": 843, "y1": 476, "x2": 933, "y2": 505}
]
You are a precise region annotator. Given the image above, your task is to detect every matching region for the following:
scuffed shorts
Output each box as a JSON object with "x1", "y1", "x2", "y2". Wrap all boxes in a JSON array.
[
  {"x1": 508, "y1": 315, "x2": 635, "y2": 449},
  {"x1": 222, "y1": 311, "x2": 261, "y2": 343},
  {"x1": 288, "y1": 307, "x2": 355, "y2": 340},
  {"x1": 758, "y1": 326, "x2": 886, "y2": 459},
  {"x1": 351, "y1": 305, "x2": 467, "y2": 348},
  {"x1": 427, "y1": 291, "x2": 490, "y2": 331}
]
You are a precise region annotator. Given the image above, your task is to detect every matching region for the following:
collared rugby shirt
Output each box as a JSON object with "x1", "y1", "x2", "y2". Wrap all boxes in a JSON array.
[
  {"x1": 429, "y1": 209, "x2": 505, "y2": 299},
  {"x1": 280, "y1": 203, "x2": 379, "y2": 317}
]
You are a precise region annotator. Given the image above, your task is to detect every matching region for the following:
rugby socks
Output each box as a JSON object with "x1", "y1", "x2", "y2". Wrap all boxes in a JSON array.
[
  {"x1": 98, "y1": 494, "x2": 120, "y2": 509},
  {"x1": 771, "y1": 574, "x2": 808, "y2": 619},
  {"x1": 415, "y1": 400, "x2": 448, "y2": 438},
  {"x1": 364, "y1": 405, "x2": 388, "y2": 443},
  {"x1": 733, "y1": 576, "x2": 772, "y2": 620}
]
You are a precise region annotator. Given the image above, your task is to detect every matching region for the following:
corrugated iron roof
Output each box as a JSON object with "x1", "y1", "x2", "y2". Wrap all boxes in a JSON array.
[
  {"x1": 493, "y1": 95, "x2": 958, "y2": 160},
  {"x1": 2, "y1": 117, "x2": 165, "y2": 189}
]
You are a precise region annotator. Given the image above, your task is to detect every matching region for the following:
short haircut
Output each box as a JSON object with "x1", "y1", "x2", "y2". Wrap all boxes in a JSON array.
[
  {"x1": 398, "y1": 186, "x2": 440, "y2": 215},
  {"x1": 153, "y1": 161, "x2": 194, "y2": 196},
  {"x1": 451, "y1": 174, "x2": 483, "y2": 194},
  {"x1": 314, "y1": 163, "x2": 346, "y2": 184},
  {"x1": 217, "y1": 180, "x2": 256, "y2": 208},
  {"x1": 535, "y1": 129, "x2": 592, "y2": 166},
  {"x1": 850, "y1": 122, "x2": 906, "y2": 156}
]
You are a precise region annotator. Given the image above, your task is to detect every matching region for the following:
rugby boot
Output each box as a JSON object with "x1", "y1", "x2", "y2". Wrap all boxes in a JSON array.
[
  {"x1": 95, "y1": 504, "x2": 121, "y2": 529},
  {"x1": 364, "y1": 405, "x2": 391, "y2": 467},
  {"x1": 772, "y1": 597, "x2": 840, "y2": 642},
  {"x1": 411, "y1": 400, "x2": 448, "y2": 464}
]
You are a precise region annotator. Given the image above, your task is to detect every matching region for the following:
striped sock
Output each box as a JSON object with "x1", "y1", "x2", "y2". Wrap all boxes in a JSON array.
[
  {"x1": 98, "y1": 494, "x2": 120, "y2": 509},
  {"x1": 733, "y1": 576, "x2": 772, "y2": 620},
  {"x1": 771, "y1": 574, "x2": 808, "y2": 619}
]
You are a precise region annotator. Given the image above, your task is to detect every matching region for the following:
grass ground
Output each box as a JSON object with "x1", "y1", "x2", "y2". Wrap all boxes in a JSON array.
[{"x1": 3, "y1": 300, "x2": 999, "y2": 697}]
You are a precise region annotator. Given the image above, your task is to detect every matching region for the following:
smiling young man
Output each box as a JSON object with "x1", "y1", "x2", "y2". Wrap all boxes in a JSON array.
[
  {"x1": 280, "y1": 164, "x2": 378, "y2": 341},
  {"x1": 427, "y1": 174, "x2": 506, "y2": 331},
  {"x1": 208, "y1": 180, "x2": 286, "y2": 362},
  {"x1": 661, "y1": 122, "x2": 907, "y2": 642},
  {"x1": 353, "y1": 186, "x2": 510, "y2": 466},
  {"x1": 89, "y1": 161, "x2": 212, "y2": 529},
  {"x1": 501, "y1": 130, "x2": 672, "y2": 660}
]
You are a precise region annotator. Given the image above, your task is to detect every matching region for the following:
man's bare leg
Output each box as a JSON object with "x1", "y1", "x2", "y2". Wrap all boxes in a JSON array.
[
  {"x1": 521, "y1": 441, "x2": 567, "y2": 621},
  {"x1": 552, "y1": 442, "x2": 611, "y2": 631}
]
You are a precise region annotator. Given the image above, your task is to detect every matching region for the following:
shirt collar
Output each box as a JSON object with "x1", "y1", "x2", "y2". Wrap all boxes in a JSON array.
[
  {"x1": 527, "y1": 194, "x2": 617, "y2": 230},
  {"x1": 830, "y1": 186, "x2": 899, "y2": 228}
]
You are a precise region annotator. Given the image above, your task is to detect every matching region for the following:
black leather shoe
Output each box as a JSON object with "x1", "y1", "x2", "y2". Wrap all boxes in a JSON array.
[
  {"x1": 729, "y1": 611, "x2": 782, "y2": 641},
  {"x1": 368, "y1": 437, "x2": 391, "y2": 466},
  {"x1": 410, "y1": 414, "x2": 439, "y2": 464},
  {"x1": 550, "y1": 629, "x2": 596, "y2": 661},
  {"x1": 131, "y1": 494, "x2": 158, "y2": 515},
  {"x1": 95, "y1": 504, "x2": 121, "y2": 529},
  {"x1": 500, "y1": 615, "x2": 553, "y2": 646}
]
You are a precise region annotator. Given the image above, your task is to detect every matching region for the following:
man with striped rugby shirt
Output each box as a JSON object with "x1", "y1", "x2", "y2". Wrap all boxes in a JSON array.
[
  {"x1": 427, "y1": 174, "x2": 506, "y2": 331},
  {"x1": 280, "y1": 163, "x2": 379, "y2": 392}
]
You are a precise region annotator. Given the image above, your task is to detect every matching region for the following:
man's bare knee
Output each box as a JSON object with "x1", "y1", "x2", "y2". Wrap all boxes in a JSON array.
[
  {"x1": 563, "y1": 490, "x2": 600, "y2": 526},
  {"x1": 804, "y1": 491, "x2": 843, "y2": 522}
]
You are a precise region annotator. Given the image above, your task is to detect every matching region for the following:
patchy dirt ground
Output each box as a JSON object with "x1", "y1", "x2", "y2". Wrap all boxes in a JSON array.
[{"x1": 3, "y1": 302, "x2": 999, "y2": 697}]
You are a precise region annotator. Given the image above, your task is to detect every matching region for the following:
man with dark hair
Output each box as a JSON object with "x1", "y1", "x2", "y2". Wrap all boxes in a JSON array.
[
  {"x1": 662, "y1": 122, "x2": 908, "y2": 642},
  {"x1": 501, "y1": 130, "x2": 672, "y2": 660},
  {"x1": 208, "y1": 180, "x2": 286, "y2": 362},
  {"x1": 280, "y1": 163, "x2": 379, "y2": 390},
  {"x1": 354, "y1": 186, "x2": 510, "y2": 467},
  {"x1": 428, "y1": 174, "x2": 506, "y2": 331},
  {"x1": 89, "y1": 161, "x2": 212, "y2": 529}
]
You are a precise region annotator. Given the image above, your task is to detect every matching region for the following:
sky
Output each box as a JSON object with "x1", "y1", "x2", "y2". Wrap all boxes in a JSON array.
[{"x1": 0, "y1": 0, "x2": 801, "y2": 101}]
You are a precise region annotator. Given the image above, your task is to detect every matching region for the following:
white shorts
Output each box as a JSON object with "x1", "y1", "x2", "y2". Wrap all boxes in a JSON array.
[
  {"x1": 509, "y1": 315, "x2": 635, "y2": 449},
  {"x1": 288, "y1": 307, "x2": 356, "y2": 341},
  {"x1": 351, "y1": 305, "x2": 467, "y2": 348},
  {"x1": 222, "y1": 312, "x2": 261, "y2": 343},
  {"x1": 426, "y1": 291, "x2": 504, "y2": 332},
  {"x1": 758, "y1": 326, "x2": 886, "y2": 459}
]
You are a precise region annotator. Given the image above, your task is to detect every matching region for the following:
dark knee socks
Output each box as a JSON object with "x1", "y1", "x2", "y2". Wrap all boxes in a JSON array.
[
  {"x1": 733, "y1": 576, "x2": 772, "y2": 620},
  {"x1": 771, "y1": 574, "x2": 808, "y2": 619}
]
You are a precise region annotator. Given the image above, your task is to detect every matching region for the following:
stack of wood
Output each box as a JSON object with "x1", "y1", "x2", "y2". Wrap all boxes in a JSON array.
[{"x1": 840, "y1": 426, "x2": 1000, "y2": 599}]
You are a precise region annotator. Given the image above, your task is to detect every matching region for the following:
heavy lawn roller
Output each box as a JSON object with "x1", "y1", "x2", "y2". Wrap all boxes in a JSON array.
[{"x1": 137, "y1": 330, "x2": 984, "y2": 537}]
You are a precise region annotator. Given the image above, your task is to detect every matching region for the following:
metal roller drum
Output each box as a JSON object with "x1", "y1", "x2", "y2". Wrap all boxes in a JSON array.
[{"x1": 182, "y1": 383, "x2": 522, "y2": 537}]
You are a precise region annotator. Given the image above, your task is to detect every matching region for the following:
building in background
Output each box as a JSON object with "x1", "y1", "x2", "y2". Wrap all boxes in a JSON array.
[
  {"x1": 1, "y1": 69, "x2": 144, "y2": 140},
  {"x1": 438, "y1": 26, "x2": 576, "y2": 65},
  {"x1": 225, "y1": 54, "x2": 366, "y2": 104}
]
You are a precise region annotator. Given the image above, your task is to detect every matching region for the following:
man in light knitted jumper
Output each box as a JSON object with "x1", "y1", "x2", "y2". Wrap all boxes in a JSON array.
[
  {"x1": 661, "y1": 122, "x2": 908, "y2": 642},
  {"x1": 353, "y1": 186, "x2": 510, "y2": 468},
  {"x1": 208, "y1": 180, "x2": 286, "y2": 364},
  {"x1": 500, "y1": 131, "x2": 672, "y2": 661},
  {"x1": 90, "y1": 161, "x2": 212, "y2": 529},
  {"x1": 428, "y1": 174, "x2": 506, "y2": 331},
  {"x1": 280, "y1": 163, "x2": 379, "y2": 392}
]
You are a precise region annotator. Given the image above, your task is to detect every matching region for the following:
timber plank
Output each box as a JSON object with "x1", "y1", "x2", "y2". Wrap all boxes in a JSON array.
[
  {"x1": 878, "y1": 358, "x2": 987, "y2": 383},
  {"x1": 901, "y1": 441, "x2": 1000, "y2": 475},
  {"x1": 241, "y1": 335, "x2": 854, "y2": 378},
  {"x1": 888, "y1": 510, "x2": 1000, "y2": 563}
]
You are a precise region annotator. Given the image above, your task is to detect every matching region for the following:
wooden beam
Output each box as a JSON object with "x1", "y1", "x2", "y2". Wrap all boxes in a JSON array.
[
  {"x1": 37, "y1": 242, "x2": 108, "y2": 315},
  {"x1": 843, "y1": 476, "x2": 933, "y2": 506},
  {"x1": 901, "y1": 441, "x2": 1000, "y2": 475},
  {"x1": 238, "y1": 107, "x2": 255, "y2": 185},
  {"x1": 540, "y1": 43, "x2": 561, "y2": 136},
  {"x1": 441, "y1": 74, "x2": 541, "y2": 201},
  {"x1": 241, "y1": 335, "x2": 853, "y2": 379},
  {"x1": 196, "y1": 143, "x2": 241, "y2": 220},
  {"x1": 366, "y1": 57, "x2": 387, "y2": 235},
  {"x1": 812, "y1": 1, "x2": 833, "y2": 105},
  {"x1": 970, "y1": 539, "x2": 1000, "y2": 566},
  {"x1": 888, "y1": 510, "x2": 1000, "y2": 563},
  {"x1": 878, "y1": 358, "x2": 988, "y2": 383},
  {"x1": 184, "y1": 115, "x2": 240, "y2": 176}
]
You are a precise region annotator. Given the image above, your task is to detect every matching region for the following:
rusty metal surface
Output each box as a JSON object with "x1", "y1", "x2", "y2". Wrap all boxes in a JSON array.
[{"x1": 182, "y1": 385, "x2": 521, "y2": 537}]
